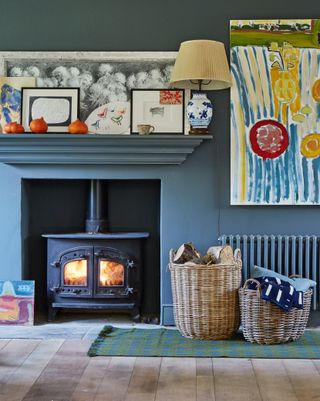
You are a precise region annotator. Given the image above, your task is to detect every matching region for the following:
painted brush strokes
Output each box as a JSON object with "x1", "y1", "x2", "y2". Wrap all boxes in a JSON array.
[
  {"x1": 230, "y1": 19, "x2": 320, "y2": 205},
  {"x1": 0, "y1": 281, "x2": 35, "y2": 325},
  {"x1": 0, "y1": 77, "x2": 35, "y2": 130}
]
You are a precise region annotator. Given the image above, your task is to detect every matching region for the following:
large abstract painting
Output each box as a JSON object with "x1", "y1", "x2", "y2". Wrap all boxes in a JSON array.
[
  {"x1": 0, "y1": 280, "x2": 35, "y2": 325},
  {"x1": 230, "y1": 19, "x2": 320, "y2": 205}
]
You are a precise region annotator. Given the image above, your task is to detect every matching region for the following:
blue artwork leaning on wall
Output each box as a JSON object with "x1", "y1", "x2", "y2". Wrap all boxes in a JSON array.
[
  {"x1": 230, "y1": 19, "x2": 320, "y2": 205},
  {"x1": 0, "y1": 77, "x2": 35, "y2": 129},
  {"x1": 0, "y1": 280, "x2": 35, "y2": 325}
]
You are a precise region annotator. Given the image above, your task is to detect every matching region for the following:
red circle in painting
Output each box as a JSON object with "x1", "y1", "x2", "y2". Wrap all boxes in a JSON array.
[{"x1": 249, "y1": 119, "x2": 289, "y2": 159}]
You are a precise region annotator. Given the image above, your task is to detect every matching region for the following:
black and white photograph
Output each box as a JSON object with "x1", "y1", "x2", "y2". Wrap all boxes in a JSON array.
[{"x1": 0, "y1": 52, "x2": 176, "y2": 123}]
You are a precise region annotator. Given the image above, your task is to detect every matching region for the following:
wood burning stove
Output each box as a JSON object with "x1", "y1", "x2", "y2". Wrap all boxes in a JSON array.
[{"x1": 43, "y1": 180, "x2": 149, "y2": 321}]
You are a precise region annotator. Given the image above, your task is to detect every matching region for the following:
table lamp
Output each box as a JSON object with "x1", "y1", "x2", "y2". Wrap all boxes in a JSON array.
[{"x1": 170, "y1": 40, "x2": 232, "y2": 134}]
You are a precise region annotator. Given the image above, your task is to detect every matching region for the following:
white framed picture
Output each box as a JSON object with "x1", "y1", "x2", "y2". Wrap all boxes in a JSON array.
[
  {"x1": 21, "y1": 87, "x2": 80, "y2": 132},
  {"x1": 130, "y1": 89, "x2": 185, "y2": 134}
]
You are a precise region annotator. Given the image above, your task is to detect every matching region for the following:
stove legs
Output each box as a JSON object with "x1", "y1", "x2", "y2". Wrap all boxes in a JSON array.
[
  {"x1": 48, "y1": 306, "x2": 58, "y2": 321},
  {"x1": 131, "y1": 306, "x2": 141, "y2": 322}
]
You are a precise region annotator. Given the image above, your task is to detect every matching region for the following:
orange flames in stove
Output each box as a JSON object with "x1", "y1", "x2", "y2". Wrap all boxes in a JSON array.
[
  {"x1": 64, "y1": 260, "x2": 87, "y2": 286},
  {"x1": 99, "y1": 261, "x2": 124, "y2": 286}
]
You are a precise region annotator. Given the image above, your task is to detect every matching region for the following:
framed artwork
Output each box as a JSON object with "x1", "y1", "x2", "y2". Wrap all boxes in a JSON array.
[
  {"x1": 0, "y1": 280, "x2": 35, "y2": 325},
  {"x1": 130, "y1": 89, "x2": 185, "y2": 134},
  {"x1": 0, "y1": 51, "x2": 178, "y2": 127},
  {"x1": 0, "y1": 77, "x2": 35, "y2": 129},
  {"x1": 21, "y1": 87, "x2": 80, "y2": 132},
  {"x1": 230, "y1": 19, "x2": 320, "y2": 205}
]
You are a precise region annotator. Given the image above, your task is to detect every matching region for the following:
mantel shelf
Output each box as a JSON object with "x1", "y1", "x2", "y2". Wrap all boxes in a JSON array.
[{"x1": 0, "y1": 134, "x2": 212, "y2": 165}]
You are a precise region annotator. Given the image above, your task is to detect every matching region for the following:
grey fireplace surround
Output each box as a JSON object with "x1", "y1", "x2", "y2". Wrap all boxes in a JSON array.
[{"x1": 0, "y1": 133, "x2": 214, "y2": 325}]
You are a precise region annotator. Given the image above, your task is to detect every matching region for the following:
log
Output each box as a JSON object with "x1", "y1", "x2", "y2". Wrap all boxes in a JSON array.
[
  {"x1": 190, "y1": 254, "x2": 217, "y2": 265},
  {"x1": 207, "y1": 245, "x2": 234, "y2": 264},
  {"x1": 173, "y1": 242, "x2": 200, "y2": 264}
]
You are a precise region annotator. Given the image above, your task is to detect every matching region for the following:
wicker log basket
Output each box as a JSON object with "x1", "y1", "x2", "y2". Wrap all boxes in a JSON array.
[
  {"x1": 169, "y1": 247, "x2": 242, "y2": 340},
  {"x1": 239, "y1": 278, "x2": 312, "y2": 345}
]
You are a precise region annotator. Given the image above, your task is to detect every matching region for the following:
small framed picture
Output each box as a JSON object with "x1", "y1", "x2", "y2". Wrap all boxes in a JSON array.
[
  {"x1": 130, "y1": 89, "x2": 185, "y2": 134},
  {"x1": 21, "y1": 87, "x2": 80, "y2": 132},
  {"x1": 0, "y1": 280, "x2": 35, "y2": 326}
]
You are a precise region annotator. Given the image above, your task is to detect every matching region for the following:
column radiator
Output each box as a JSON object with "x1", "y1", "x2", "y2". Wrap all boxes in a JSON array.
[{"x1": 219, "y1": 234, "x2": 319, "y2": 310}]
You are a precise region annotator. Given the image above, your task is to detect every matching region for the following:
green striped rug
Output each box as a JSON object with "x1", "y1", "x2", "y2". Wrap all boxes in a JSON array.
[{"x1": 88, "y1": 326, "x2": 320, "y2": 358}]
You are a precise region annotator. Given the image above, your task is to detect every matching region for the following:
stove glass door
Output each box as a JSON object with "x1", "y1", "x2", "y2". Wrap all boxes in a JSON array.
[
  {"x1": 99, "y1": 260, "x2": 125, "y2": 286},
  {"x1": 64, "y1": 259, "x2": 88, "y2": 286}
]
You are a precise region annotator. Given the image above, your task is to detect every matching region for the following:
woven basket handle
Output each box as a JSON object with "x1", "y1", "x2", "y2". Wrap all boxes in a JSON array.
[
  {"x1": 169, "y1": 249, "x2": 176, "y2": 263},
  {"x1": 167, "y1": 249, "x2": 176, "y2": 271},
  {"x1": 234, "y1": 248, "x2": 242, "y2": 268},
  {"x1": 243, "y1": 278, "x2": 261, "y2": 295},
  {"x1": 234, "y1": 248, "x2": 242, "y2": 262}
]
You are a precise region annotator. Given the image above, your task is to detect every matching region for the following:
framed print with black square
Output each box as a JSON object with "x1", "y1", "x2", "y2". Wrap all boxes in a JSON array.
[
  {"x1": 21, "y1": 87, "x2": 80, "y2": 132},
  {"x1": 130, "y1": 89, "x2": 185, "y2": 134}
]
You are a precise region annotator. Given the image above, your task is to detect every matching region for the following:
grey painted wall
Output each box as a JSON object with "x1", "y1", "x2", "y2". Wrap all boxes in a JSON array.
[
  {"x1": 2, "y1": 0, "x2": 319, "y2": 237},
  {"x1": 1, "y1": 0, "x2": 320, "y2": 323}
]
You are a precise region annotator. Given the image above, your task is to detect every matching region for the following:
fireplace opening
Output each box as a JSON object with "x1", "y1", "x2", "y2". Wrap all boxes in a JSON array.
[{"x1": 21, "y1": 179, "x2": 160, "y2": 321}]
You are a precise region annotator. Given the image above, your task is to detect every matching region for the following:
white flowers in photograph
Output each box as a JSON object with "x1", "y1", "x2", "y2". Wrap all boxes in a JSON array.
[{"x1": 0, "y1": 52, "x2": 176, "y2": 123}]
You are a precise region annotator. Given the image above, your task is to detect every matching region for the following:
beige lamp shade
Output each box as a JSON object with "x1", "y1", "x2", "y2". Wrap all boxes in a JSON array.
[{"x1": 170, "y1": 40, "x2": 232, "y2": 90}]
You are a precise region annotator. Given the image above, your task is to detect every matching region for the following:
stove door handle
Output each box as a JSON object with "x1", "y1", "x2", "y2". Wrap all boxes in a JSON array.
[
  {"x1": 125, "y1": 287, "x2": 134, "y2": 295},
  {"x1": 50, "y1": 286, "x2": 62, "y2": 293},
  {"x1": 50, "y1": 261, "x2": 61, "y2": 268}
]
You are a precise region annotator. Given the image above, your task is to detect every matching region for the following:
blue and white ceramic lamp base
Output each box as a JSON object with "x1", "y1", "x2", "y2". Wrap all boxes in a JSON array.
[{"x1": 187, "y1": 92, "x2": 213, "y2": 134}]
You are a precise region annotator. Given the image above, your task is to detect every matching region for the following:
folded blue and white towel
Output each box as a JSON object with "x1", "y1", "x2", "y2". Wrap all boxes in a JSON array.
[{"x1": 248, "y1": 276, "x2": 304, "y2": 312}]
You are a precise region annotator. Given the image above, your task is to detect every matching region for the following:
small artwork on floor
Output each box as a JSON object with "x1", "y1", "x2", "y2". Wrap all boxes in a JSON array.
[
  {"x1": 230, "y1": 19, "x2": 320, "y2": 205},
  {"x1": 0, "y1": 280, "x2": 35, "y2": 325}
]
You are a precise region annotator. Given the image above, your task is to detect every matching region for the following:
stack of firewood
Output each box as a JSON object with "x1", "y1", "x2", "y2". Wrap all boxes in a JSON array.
[{"x1": 172, "y1": 242, "x2": 235, "y2": 266}]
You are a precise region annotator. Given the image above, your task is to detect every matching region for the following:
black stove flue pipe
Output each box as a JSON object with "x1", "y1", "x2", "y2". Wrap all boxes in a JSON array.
[{"x1": 85, "y1": 179, "x2": 108, "y2": 233}]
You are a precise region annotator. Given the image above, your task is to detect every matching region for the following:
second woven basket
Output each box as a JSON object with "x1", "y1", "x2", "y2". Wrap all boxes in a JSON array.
[{"x1": 239, "y1": 278, "x2": 312, "y2": 344}]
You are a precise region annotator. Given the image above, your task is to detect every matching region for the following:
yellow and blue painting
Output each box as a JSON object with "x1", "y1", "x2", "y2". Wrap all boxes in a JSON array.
[
  {"x1": 0, "y1": 280, "x2": 34, "y2": 325},
  {"x1": 230, "y1": 19, "x2": 320, "y2": 204}
]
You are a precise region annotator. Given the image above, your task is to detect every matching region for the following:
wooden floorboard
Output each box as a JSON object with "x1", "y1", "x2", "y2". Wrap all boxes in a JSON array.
[
  {"x1": 196, "y1": 358, "x2": 215, "y2": 401},
  {"x1": 0, "y1": 340, "x2": 10, "y2": 351},
  {"x1": 22, "y1": 340, "x2": 91, "y2": 401},
  {"x1": 0, "y1": 340, "x2": 319, "y2": 401},
  {"x1": 212, "y1": 358, "x2": 262, "y2": 401},
  {"x1": 313, "y1": 359, "x2": 320, "y2": 374},
  {"x1": 125, "y1": 357, "x2": 161, "y2": 401},
  {"x1": 0, "y1": 339, "x2": 63, "y2": 401},
  {"x1": 283, "y1": 359, "x2": 320, "y2": 401},
  {"x1": 155, "y1": 357, "x2": 197, "y2": 401},
  {"x1": 71, "y1": 357, "x2": 111, "y2": 401},
  {"x1": 252, "y1": 359, "x2": 298, "y2": 401},
  {"x1": 0, "y1": 340, "x2": 40, "y2": 384},
  {"x1": 94, "y1": 357, "x2": 136, "y2": 401}
]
